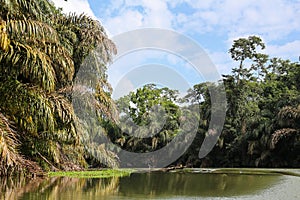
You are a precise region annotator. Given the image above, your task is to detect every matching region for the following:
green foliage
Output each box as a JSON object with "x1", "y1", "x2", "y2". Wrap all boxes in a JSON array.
[
  {"x1": 103, "y1": 36, "x2": 299, "y2": 168},
  {"x1": 214, "y1": 37, "x2": 299, "y2": 167},
  {"x1": 109, "y1": 84, "x2": 181, "y2": 153},
  {"x1": 0, "y1": 0, "x2": 117, "y2": 175},
  {"x1": 177, "y1": 36, "x2": 300, "y2": 168}
]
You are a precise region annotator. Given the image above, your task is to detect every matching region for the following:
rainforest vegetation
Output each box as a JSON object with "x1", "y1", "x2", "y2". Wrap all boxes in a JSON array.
[{"x1": 0, "y1": 0, "x2": 299, "y2": 177}]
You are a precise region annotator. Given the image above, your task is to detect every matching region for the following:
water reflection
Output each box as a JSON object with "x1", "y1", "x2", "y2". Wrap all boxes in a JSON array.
[
  {"x1": 0, "y1": 170, "x2": 292, "y2": 200},
  {"x1": 118, "y1": 171, "x2": 281, "y2": 198},
  {"x1": 1, "y1": 176, "x2": 119, "y2": 200}
]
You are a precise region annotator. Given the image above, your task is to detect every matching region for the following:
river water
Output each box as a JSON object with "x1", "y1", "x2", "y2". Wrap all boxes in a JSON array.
[{"x1": 1, "y1": 169, "x2": 299, "y2": 200}]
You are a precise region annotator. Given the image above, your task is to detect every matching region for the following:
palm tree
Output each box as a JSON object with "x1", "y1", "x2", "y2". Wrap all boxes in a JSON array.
[
  {"x1": 0, "y1": 0, "x2": 117, "y2": 175},
  {"x1": 271, "y1": 105, "x2": 300, "y2": 148}
]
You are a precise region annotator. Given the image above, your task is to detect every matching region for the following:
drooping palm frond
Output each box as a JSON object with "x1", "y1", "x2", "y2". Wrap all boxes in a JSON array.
[
  {"x1": 270, "y1": 104, "x2": 300, "y2": 150},
  {"x1": 0, "y1": 78, "x2": 117, "y2": 170},
  {"x1": 6, "y1": 19, "x2": 59, "y2": 43},
  {"x1": 71, "y1": 85, "x2": 119, "y2": 168},
  {"x1": 0, "y1": 79, "x2": 82, "y2": 139},
  {"x1": 277, "y1": 105, "x2": 300, "y2": 127},
  {"x1": 55, "y1": 13, "x2": 117, "y2": 71},
  {"x1": 73, "y1": 47, "x2": 117, "y2": 122},
  {"x1": 0, "y1": 79, "x2": 55, "y2": 135},
  {"x1": 0, "y1": 41, "x2": 57, "y2": 91},
  {"x1": 0, "y1": 112, "x2": 41, "y2": 176},
  {"x1": 0, "y1": 80, "x2": 55, "y2": 135},
  {"x1": 0, "y1": 112, "x2": 24, "y2": 176},
  {"x1": 83, "y1": 143, "x2": 119, "y2": 168},
  {"x1": 271, "y1": 128, "x2": 299, "y2": 149},
  {"x1": 95, "y1": 80, "x2": 118, "y2": 122},
  {"x1": 0, "y1": 20, "x2": 10, "y2": 51},
  {"x1": 0, "y1": 17, "x2": 75, "y2": 91},
  {"x1": 0, "y1": 80, "x2": 84, "y2": 167},
  {"x1": 5, "y1": 18, "x2": 75, "y2": 85}
]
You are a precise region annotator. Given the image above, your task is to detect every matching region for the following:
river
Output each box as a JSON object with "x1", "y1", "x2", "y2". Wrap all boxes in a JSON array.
[{"x1": 1, "y1": 168, "x2": 299, "y2": 200}]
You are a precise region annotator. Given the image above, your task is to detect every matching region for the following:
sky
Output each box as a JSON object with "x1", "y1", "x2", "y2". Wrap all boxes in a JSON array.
[{"x1": 51, "y1": 0, "x2": 300, "y2": 98}]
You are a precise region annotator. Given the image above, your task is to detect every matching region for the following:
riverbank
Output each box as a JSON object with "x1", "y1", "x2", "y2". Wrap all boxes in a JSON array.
[{"x1": 47, "y1": 168, "x2": 300, "y2": 179}]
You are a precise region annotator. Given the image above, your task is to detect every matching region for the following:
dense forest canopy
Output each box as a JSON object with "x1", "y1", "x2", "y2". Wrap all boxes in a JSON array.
[{"x1": 0, "y1": 0, "x2": 299, "y2": 176}]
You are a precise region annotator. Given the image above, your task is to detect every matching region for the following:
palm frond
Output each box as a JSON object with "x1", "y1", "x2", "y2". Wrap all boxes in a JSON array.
[
  {"x1": 277, "y1": 105, "x2": 300, "y2": 127},
  {"x1": 59, "y1": 13, "x2": 117, "y2": 66},
  {"x1": 271, "y1": 128, "x2": 299, "y2": 149},
  {"x1": 7, "y1": 19, "x2": 59, "y2": 44},
  {"x1": 0, "y1": 17, "x2": 77, "y2": 91},
  {"x1": 0, "y1": 112, "x2": 41, "y2": 176},
  {"x1": 0, "y1": 112, "x2": 23, "y2": 175},
  {"x1": 0, "y1": 20, "x2": 10, "y2": 52},
  {"x1": 278, "y1": 105, "x2": 300, "y2": 120},
  {"x1": 0, "y1": 79, "x2": 55, "y2": 135}
]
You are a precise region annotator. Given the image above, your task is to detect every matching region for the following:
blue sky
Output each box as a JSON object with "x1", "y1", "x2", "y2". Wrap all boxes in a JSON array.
[{"x1": 51, "y1": 0, "x2": 300, "y2": 97}]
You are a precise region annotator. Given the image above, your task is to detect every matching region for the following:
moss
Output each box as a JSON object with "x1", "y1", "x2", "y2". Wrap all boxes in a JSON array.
[{"x1": 48, "y1": 169, "x2": 135, "y2": 178}]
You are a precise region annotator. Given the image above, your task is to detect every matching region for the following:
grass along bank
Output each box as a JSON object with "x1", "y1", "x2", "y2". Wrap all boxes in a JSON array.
[{"x1": 48, "y1": 169, "x2": 135, "y2": 178}]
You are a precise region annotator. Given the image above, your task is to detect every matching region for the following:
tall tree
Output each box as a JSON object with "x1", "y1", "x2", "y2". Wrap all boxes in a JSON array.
[
  {"x1": 229, "y1": 35, "x2": 265, "y2": 82},
  {"x1": 0, "y1": 0, "x2": 117, "y2": 175}
]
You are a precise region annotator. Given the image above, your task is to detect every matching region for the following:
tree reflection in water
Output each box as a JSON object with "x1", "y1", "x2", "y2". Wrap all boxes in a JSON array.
[{"x1": 0, "y1": 176, "x2": 119, "y2": 200}]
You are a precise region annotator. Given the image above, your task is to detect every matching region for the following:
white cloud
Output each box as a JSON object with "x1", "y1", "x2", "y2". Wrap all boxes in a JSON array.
[
  {"x1": 50, "y1": 0, "x2": 96, "y2": 18},
  {"x1": 100, "y1": 0, "x2": 175, "y2": 35},
  {"x1": 139, "y1": 0, "x2": 174, "y2": 28},
  {"x1": 267, "y1": 40, "x2": 300, "y2": 61},
  {"x1": 176, "y1": 0, "x2": 300, "y2": 41},
  {"x1": 104, "y1": 10, "x2": 144, "y2": 35},
  {"x1": 100, "y1": 0, "x2": 300, "y2": 46}
]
